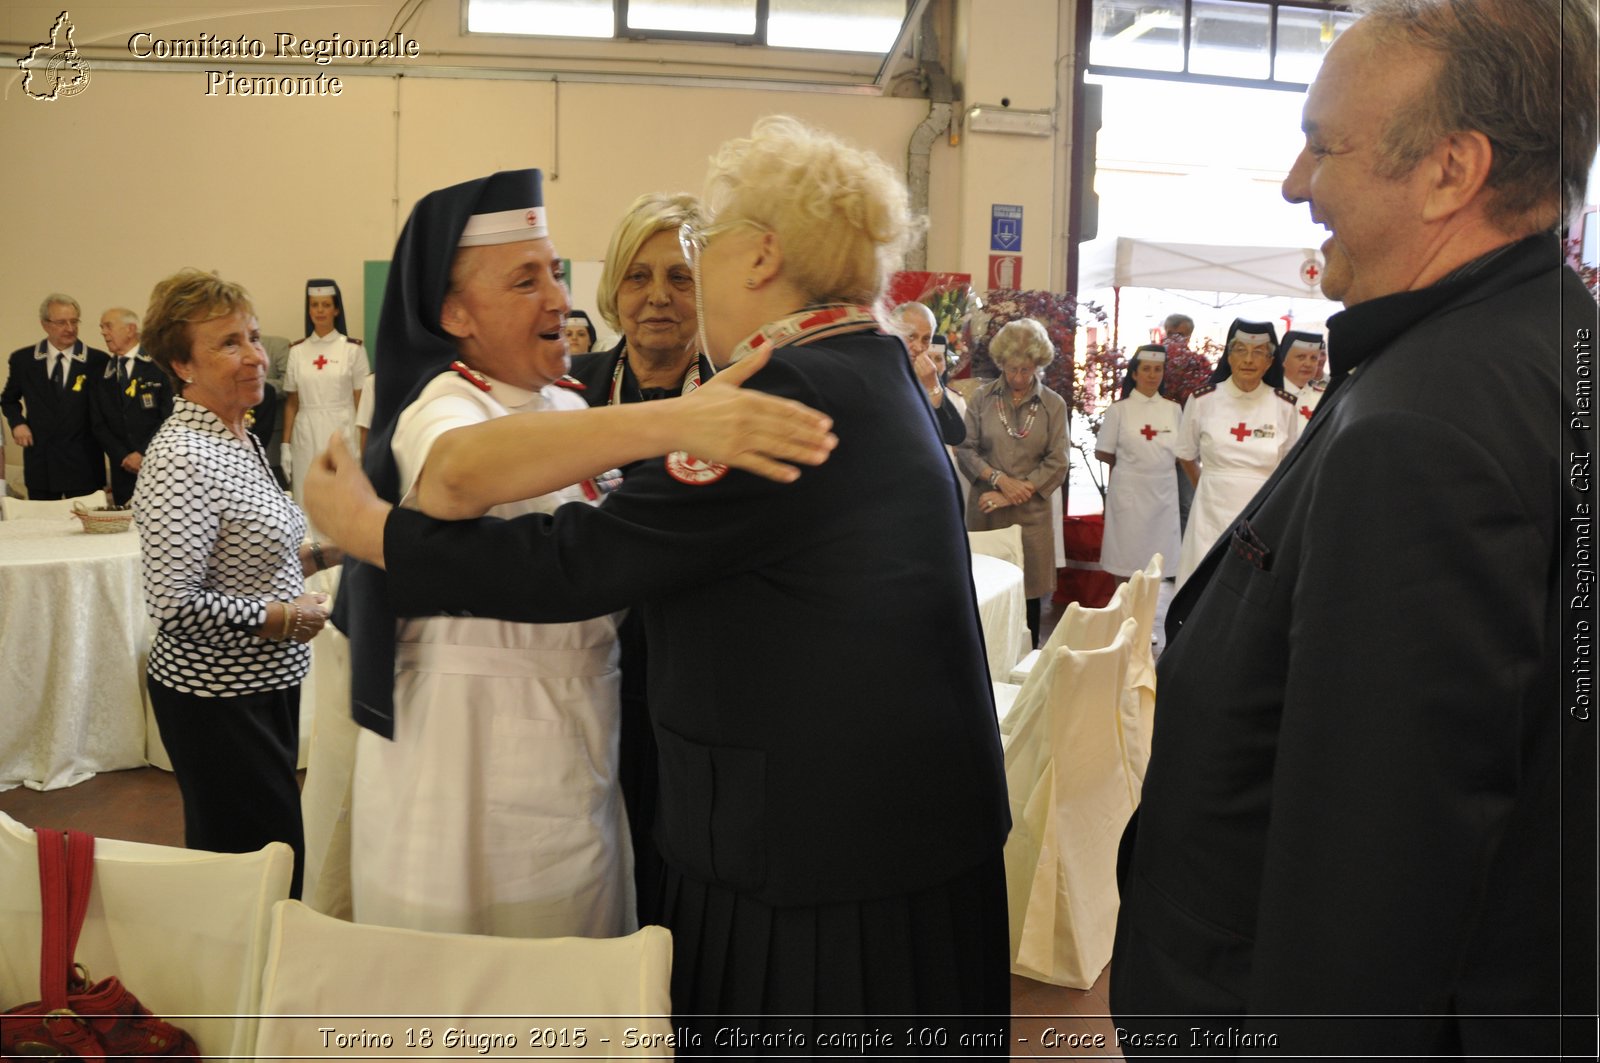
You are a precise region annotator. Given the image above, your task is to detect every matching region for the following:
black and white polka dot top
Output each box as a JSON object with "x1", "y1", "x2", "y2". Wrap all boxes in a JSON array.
[{"x1": 132, "y1": 398, "x2": 310, "y2": 695}]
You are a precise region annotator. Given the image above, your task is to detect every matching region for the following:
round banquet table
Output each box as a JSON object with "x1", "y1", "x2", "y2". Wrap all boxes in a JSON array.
[
  {"x1": 0, "y1": 519, "x2": 151, "y2": 791},
  {"x1": 971, "y1": 552, "x2": 1028, "y2": 682}
]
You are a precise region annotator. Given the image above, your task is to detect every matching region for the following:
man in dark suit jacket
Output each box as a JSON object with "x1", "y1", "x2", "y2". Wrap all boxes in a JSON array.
[
  {"x1": 90, "y1": 307, "x2": 172, "y2": 506},
  {"x1": 1110, "y1": 1, "x2": 1598, "y2": 1057},
  {"x1": 2, "y1": 294, "x2": 108, "y2": 500}
]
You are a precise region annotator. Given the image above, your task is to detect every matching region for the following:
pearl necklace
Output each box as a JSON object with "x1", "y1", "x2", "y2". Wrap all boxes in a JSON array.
[{"x1": 995, "y1": 393, "x2": 1039, "y2": 439}]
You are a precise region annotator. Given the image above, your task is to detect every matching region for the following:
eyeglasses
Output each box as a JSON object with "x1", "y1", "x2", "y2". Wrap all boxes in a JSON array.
[
  {"x1": 677, "y1": 218, "x2": 767, "y2": 273},
  {"x1": 45, "y1": 318, "x2": 80, "y2": 328}
]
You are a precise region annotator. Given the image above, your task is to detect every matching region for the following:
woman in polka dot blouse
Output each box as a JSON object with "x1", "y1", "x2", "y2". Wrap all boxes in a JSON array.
[{"x1": 131, "y1": 269, "x2": 342, "y2": 899}]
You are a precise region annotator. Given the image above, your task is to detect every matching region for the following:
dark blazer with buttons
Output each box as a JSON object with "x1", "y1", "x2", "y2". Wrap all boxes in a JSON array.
[
  {"x1": 2, "y1": 340, "x2": 109, "y2": 499},
  {"x1": 90, "y1": 350, "x2": 173, "y2": 504},
  {"x1": 382, "y1": 329, "x2": 1011, "y2": 907},
  {"x1": 1110, "y1": 235, "x2": 1595, "y2": 1056}
]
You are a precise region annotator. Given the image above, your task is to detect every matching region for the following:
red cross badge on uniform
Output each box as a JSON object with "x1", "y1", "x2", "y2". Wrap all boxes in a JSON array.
[
  {"x1": 313, "y1": 354, "x2": 329, "y2": 370},
  {"x1": 1140, "y1": 424, "x2": 1158, "y2": 441},
  {"x1": 665, "y1": 451, "x2": 728, "y2": 485},
  {"x1": 1229, "y1": 422, "x2": 1251, "y2": 441}
]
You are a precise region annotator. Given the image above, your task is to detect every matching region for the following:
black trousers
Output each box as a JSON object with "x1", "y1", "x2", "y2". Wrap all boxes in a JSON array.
[{"x1": 146, "y1": 678, "x2": 304, "y2": 899}]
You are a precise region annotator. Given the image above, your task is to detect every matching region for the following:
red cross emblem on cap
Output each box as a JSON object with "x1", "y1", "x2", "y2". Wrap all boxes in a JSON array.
[
  {"x1": 1229, "y1": 422, "x2": 1251, "y2": 442},
  {"x1": 1300, "y1": 258, "x2": 1321, "y2": 285},
  {"x1": 313, "y1": 354, "x2": 329, "y2": 371},
  {"x1": 1140, "y1": 424, "x2": 1157, "y2": 441}
]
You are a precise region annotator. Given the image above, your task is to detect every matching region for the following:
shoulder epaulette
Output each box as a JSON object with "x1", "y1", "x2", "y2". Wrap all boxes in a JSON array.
[
  {"x1": 553, "y1": 375, "x2": 586, "y2": 391},
  {"x1": 347, "y1": 336, "x2": 363, "y2": 345},
  {"x1": 1189, "y1": 383, "x2": 1217, "y2": 399},
  {"x1": 1273, "y1": 387, "x2": 1296, "y2": 404},
  {"x1": 448, "y1": 360, "x2": 492, "y2": 393}
]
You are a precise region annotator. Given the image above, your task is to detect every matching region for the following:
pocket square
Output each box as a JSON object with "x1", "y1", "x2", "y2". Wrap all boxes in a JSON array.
[{"x1": 1230, "y1": 518, "x2": 1272, "y2": 570}]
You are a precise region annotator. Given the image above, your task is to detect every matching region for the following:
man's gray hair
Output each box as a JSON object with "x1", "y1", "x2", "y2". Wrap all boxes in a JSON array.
[
  {"x1": 1162, "y1": 313, "x2": 1194, "y2": 335},
  {"x1": 893, "y1": 301, "x2": 936, "y2": 327},
  {"x1": 39, "y1": 293, "x2": 80, "y2": 320},
  {"x1": 103, "y1": 307, "x2": 140, "y2": 328},
  {"x1": 1356, "y1": 0, "x2": 1598, "y2": 233}
]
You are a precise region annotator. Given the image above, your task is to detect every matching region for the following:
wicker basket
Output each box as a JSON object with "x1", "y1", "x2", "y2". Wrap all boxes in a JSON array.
[{"x1": 73, "y1": 502, "x2": 134, "y2": 534}]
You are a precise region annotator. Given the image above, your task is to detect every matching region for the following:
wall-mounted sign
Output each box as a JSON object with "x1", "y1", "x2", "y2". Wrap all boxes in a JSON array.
[{"x1": 990, "y1": 204, "x2": 1023, "y2": 253}]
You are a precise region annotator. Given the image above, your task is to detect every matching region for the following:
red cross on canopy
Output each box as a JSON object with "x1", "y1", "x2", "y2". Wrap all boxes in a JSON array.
[
  {"x1": 1140, "y1": 424, "x2": 1158, "y2": 441},
  {"x1": 312, "y1": 354, "x2": 329, "y2": 370},
  {"x1": 1229, "y1": 422, "x2": 1251, "y2": 442}
]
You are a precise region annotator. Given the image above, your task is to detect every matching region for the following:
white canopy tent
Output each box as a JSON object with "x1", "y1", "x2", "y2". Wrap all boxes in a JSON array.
[
  {"x1": 1077, "y1": 236, "x2": 1337, "y2": 349},
  {"x1": 1079, "y1": 237, "x2": 1327, "y2": 300}
]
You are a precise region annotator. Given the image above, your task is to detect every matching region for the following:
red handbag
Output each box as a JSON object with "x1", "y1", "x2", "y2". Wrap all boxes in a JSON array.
[{"x1": 1, "y1": 828, "x2": 201, "y2": 1060}]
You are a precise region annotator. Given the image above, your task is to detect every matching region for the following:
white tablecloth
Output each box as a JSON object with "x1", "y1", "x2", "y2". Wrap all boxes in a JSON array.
[
  {"x1": 0, "y1": 520, "x2": 150, "y2": 791},
  {"x1": 972, "y1": 552, "x2": 1027, "y2": 682}
]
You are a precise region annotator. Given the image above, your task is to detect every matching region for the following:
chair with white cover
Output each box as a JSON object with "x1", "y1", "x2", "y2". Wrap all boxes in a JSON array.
[
  {"x1": 1003, "y1": 577, "x2": 1133, "y2": 706},
  {"x1": 297, "y1": 565, "x2": 358, "y2": 918},
  {"x1": 967, "y1": 524, "x2": 1025, "y2": 569},
  {"x1": 1000, "y1": 617, "x2": 1139, "y2": 989},
  {"x1": 2, "y1": 490, "x2": 109, "y2": 521},
  {"x1": 0, "y1": 811, "x2": 293, "y2": 1058},
  {"x1": 1120, "y1": 554, "x2": 1163, "y2": 791},
  {"x1": 254, "y1": 900, "x2": 674, "y2": 1060}
]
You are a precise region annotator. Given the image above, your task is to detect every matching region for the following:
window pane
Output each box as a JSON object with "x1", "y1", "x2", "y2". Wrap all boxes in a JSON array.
[
  {"x1": 768, "y1": 0, "x2": 904, "y2": 53},
  {"x1": 467, "y1": 0, "x2": 614, "y2": 38},
  {"x1": 1274, "y1": 6, "x2": 1357, "y2": 83},
  {"x1": 626, "y1": 0, "x2": 757, "y2": 36},
  {"x1": 1189, "y1": 0, "x2": 1271, "y2": 79},
  {"x1": 1091, "y1": 0, "x2": 1185, "y2": 73}
]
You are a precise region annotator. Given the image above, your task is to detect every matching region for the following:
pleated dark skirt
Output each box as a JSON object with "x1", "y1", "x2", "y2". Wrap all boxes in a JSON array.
[{"x1": 658, "y1": 852, "x2": 1011, "y2": 1056}]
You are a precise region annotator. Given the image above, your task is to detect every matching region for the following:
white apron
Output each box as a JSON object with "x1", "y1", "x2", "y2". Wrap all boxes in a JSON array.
[
  {"x1": 350, "y1": 371, "x2": 633, "y2": 939},
  {"x1": 1173, "y1": 379, "x2": 1300, "y2": 588},
  {"x1": 1096, "y1": 391, "x2": 1182, "y2": 578}
]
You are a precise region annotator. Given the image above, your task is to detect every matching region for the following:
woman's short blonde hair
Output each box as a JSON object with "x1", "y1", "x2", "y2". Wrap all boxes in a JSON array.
[
  {"x1": 143, "y1": 268, "x2": 254, "y2": 387},
  {"x1": 595, "y1": 192, "x2": 706, "y2": 332},
  {"x1": 988, "y1": 318, "x2": 1056, "y2": 370},
  {"x1": 703, "y1": 115, "x2": 919, "y2": 308}
]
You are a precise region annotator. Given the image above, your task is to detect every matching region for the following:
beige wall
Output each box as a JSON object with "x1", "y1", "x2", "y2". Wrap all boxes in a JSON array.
[{"x1": 2, "y1": 0, "x2": 1074, "y2": 467}]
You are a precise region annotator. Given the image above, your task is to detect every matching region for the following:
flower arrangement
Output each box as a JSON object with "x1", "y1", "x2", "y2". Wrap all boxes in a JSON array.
[
  {"x1": 1161, "y1": 335, "x2": 1220, "y2": 409},
  {"x1": 885, "y1": 271, "x2": 977, "y2": 375}
]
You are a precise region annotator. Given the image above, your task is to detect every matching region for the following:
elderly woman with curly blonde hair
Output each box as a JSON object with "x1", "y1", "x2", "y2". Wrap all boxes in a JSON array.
[
  {"x1": 305, "y1": 116, "x2": 1010, "y2": 1047},
  {"x1": 957, "y1": 317, "x2": 1068, "y2": 646}
]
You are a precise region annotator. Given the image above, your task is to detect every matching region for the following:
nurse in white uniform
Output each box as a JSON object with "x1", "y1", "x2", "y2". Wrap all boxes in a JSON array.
[
  {"x1": 1095, "y1": 343, "x2": 1181, "y2": 580},
  {"x1": 282, "y1": 279, "x2": 369, "y2": 511},
  {"x1": 1278, "y1": 329, "x2": 1327, "y2": 425},
  {"x1": 1173, "y1": 320, "x2": 1300, "y2": 589},
  {"x1": 348, "y1": 169, "x2": 633, "y2": 940}
]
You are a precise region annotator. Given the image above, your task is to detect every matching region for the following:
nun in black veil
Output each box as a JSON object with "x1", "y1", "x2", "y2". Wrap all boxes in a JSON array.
[
  {"x1": 1172, "y1": 318, "x2": 1301, "y2": 587},
  {"x1": 332, "y1": 168, "x2": 839, "y2": 938},
  {"x1": 1277, "y1": 329, "x2": 1328, "y2": 423}
]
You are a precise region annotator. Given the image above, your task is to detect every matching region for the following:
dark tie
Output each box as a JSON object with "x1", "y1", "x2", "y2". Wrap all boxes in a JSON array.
[
  {"x1": 54, "y1": 356, "x2": 67, "y2": 390},
  {"x1": 117, "y1": 358, "x2": 128, "y2": 387}
]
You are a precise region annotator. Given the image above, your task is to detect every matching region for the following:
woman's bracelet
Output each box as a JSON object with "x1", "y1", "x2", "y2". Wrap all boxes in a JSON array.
[
  {"x1": 272, "y1": 602, "x2": 293, "y2": 641},
  {"x1": 308, "y1": 540, "x2": 326, "y2": 572},
  {"x1": 290, "y1": 605, "x2": 317, "y2": 642}
]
